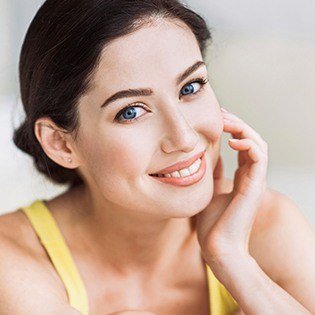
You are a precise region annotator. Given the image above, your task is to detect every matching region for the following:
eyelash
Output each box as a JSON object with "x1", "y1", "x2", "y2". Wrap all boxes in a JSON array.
[{"x1": 114, "y1": 76, "x2": 209, "y2": 123}]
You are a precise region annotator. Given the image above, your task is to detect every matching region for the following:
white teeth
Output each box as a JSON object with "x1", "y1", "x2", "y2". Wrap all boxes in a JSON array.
[
  {"x1": 188, "y1": 161, "x2": 199, "y2": 174},
  {"x1": 158, "y1": 157, "x2": 202, "y2": 178},
  {"x1": 170, "y1": 171, "x2": 181, "y2": 178},
  {"x1": 179, "y1": 168, "x2": 191, "y2": 177}
]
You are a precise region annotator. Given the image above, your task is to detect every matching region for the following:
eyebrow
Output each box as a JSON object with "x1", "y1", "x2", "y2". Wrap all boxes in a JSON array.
[{"x1": 100, "y1": 60, "x2": 206, "y2": 109}]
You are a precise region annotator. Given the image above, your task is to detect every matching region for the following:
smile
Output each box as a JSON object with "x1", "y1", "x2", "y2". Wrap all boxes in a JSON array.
[{"x1": 148, "y1": 151, "x2": 207, "y2": 187}]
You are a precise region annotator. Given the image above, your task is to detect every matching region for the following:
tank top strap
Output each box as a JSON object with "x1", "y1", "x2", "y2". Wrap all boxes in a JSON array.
[
  {"x1": 206, "y1": 263, "x2": 239, "y2": 315},
  {"x1": 20, "y1": 200, "x2": 89, "y2": 315}
]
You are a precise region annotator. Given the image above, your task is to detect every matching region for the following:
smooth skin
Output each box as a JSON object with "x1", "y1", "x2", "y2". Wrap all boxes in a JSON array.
[
  {"x1": 1, "y1": 121, "x2": 314, "y2": 315},
  {"x1": 0, "y1": 162, "x2": 314, "y2": 314},
  {"x1": 196, "y1": 109, "x2": 314, "y2": 314},
  {"x1": 0, "y1": 18, "x2": 315, "y2": 314}
]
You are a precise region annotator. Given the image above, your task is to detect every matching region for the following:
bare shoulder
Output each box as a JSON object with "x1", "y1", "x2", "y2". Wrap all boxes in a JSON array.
[
  {"x1": 223, "y1": 178, "x2": 315, "y2": 312},
  {"x1": 222, "y1": 177, "x2": 314, "y2": 276},
  {"x1": 251, "y1": 186, "x2": 315, "y2": 312},
  {"x1": 0, "y1": 210, "x2": 79, "y2": 314}
]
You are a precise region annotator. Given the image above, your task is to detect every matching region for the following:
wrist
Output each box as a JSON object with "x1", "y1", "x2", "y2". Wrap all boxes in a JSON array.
[
  {"x1": 204, "y1": 250, "x2": 257, "y2": 286},
  {"x1": 219, "y1": 251, "x2": 255, "y2": 269},
  {"x1": 203, "y1": 246, "x2": 252, "y2": 268}
]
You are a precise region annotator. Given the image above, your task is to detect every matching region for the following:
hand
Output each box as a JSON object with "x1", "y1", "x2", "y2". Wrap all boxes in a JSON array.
[{"x1": 195, "y1": 107, "x2": 268, "y2": 266}]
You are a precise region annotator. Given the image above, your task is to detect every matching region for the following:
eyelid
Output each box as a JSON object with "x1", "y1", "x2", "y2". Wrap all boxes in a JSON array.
[{"x1": 183, "y1": 75, "x2": 209, "y2": 87}]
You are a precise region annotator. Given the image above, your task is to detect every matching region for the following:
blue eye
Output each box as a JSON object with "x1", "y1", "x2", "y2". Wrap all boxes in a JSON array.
[
  {"x1": 114, "y1": 104, "x2": 147, "y2": 123},
  {"x1": 182, "y1": 80, "x2": 208, "y2": 95},
  {"x1": 114, "y1": 76, "x2": 209, "y2": 123}
]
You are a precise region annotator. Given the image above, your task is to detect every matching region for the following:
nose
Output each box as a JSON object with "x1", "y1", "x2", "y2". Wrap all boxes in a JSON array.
[{"x1": 160, "y1": 107, "x2": 199, "y2": 154}]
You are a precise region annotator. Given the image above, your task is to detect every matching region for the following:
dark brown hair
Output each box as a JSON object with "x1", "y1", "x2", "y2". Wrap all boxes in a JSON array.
[{"x1": 13, "y1": 0, "x2": 212, "y2": 188}]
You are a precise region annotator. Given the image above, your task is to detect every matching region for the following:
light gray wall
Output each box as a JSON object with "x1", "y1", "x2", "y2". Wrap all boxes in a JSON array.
[{"x1": 0, "y1": 0, "x2": 314, "y2": 225}]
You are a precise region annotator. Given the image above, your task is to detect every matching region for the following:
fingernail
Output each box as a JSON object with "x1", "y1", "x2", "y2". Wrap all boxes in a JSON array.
[
  {"x1": 221, "y1": 107, "x2": 228, "y2": 112},
  {"x1": 229, "y1": 139, "x2": 238, "y2": 142}
]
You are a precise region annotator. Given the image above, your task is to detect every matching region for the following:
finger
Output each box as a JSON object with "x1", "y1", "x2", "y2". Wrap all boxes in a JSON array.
[
  {"x1": 223, "y1": 119, "x2": 268, "y2": 154},
  {"x1": 221, "y1": 110, "x2": 267, "y2": 153},
  {"x1": 228, "y1": 138, "x2": 268, "y2": 182}
]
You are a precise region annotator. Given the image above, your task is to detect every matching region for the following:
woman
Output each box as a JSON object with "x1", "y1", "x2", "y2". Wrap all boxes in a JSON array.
[{"x1": 0, "y1": 0, "x2": 314, "y2": 314}]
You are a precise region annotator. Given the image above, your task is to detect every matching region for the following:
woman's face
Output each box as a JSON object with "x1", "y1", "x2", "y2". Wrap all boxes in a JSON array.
[{"x1": 74, "y1": 19, "x2": 223, "y2": 218}]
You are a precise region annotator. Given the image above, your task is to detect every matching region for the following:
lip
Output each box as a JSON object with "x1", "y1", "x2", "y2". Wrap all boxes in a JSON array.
[
  {"x1": 149, "y1": 149, "x2": 207, "y2": 175},
  {"x1": 148, "y1": 150, "x2": 207, "y2": 187}
]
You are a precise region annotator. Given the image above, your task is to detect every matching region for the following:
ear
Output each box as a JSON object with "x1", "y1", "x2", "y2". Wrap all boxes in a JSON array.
[{"x1": 34, "y1": 117, "x2": 80, "y2": 169}]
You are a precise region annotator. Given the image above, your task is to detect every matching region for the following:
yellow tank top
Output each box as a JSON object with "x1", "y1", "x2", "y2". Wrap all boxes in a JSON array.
[{"x1": 20, "y1": 200, "x2": 239, "y2": 315}]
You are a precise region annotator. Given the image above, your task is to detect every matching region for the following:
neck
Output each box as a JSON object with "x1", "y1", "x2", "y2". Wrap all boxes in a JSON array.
[{"x1": 56, "y1": 184, "x2": 196, "y2": 276}]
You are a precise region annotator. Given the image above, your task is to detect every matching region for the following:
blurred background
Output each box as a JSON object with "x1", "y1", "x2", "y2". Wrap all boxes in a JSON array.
[{"x1": 0, "y1": 0, "x2": 314, "y2": 225}]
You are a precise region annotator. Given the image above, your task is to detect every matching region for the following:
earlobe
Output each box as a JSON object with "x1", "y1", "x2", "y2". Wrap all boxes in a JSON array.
[{"x1": 34, "y1": 118, "x2": 78, "y2": 169}]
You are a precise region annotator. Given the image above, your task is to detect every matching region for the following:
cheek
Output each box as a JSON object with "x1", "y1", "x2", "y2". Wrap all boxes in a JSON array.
[
  {"x1": 81, "y1": 128, "x2": 150, "y2": 182},
  {"x1": 107, "y1": 140, "x2": 144, "y2": 178},
  {"x1": 205, "y1": 88, "x2": 224, "y2": 139},
  {"x1": 194, "y1": 99, "x2": 223, "y2": 144}
]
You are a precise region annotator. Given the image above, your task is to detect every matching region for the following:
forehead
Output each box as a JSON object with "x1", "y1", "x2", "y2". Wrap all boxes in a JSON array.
[{"x1": 93, "y1": 19, "x2": 203, "y2": 86}]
